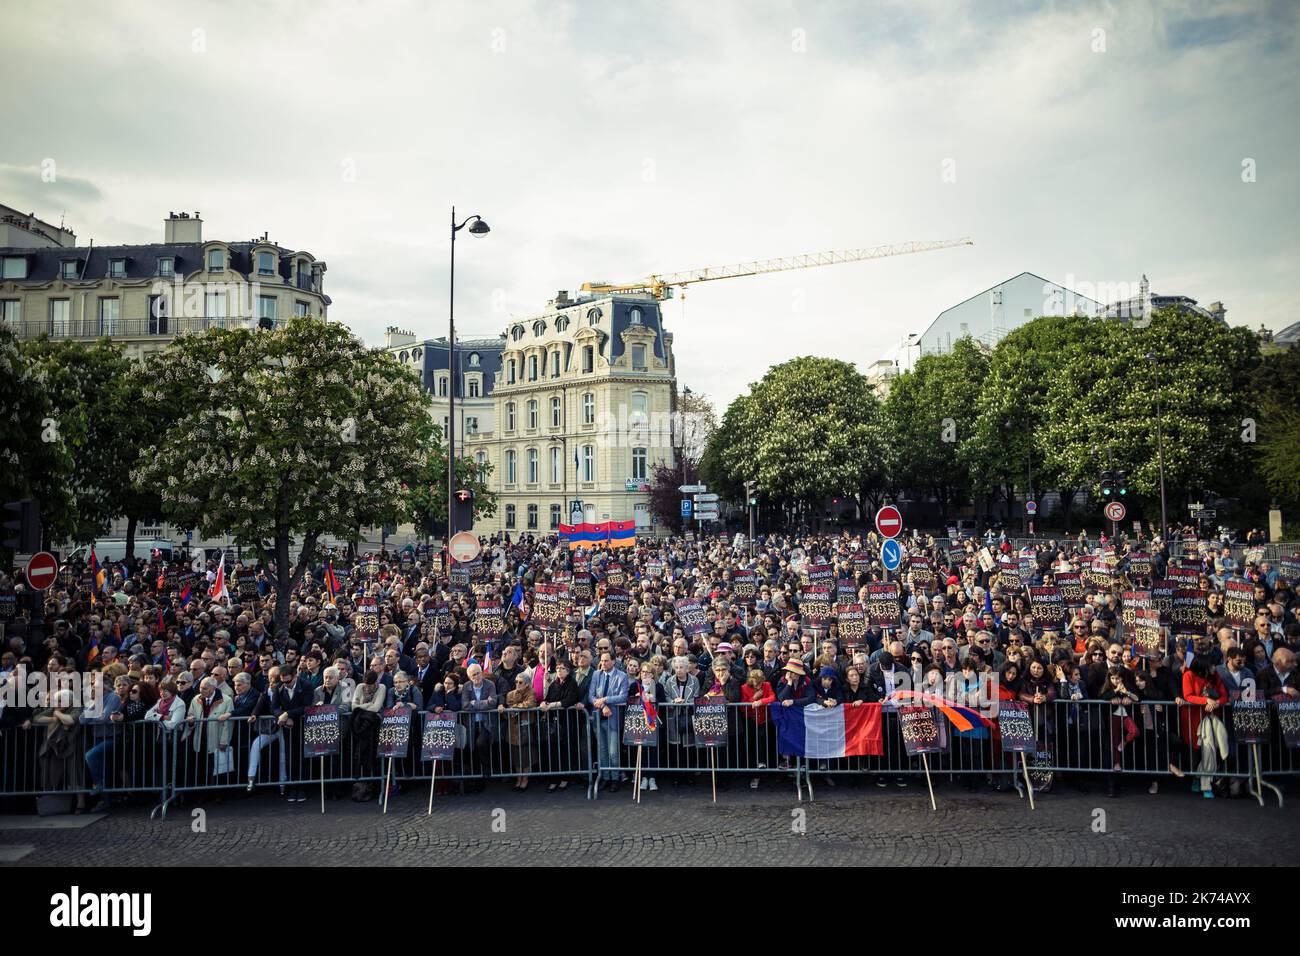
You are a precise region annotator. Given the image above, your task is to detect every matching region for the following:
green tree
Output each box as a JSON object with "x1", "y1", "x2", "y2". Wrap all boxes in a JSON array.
[
  {"x1": 1037, "y1": 309, "x2": 1259, "y2": 526},
  {"x1": 1252, "y1": 345, "x2": 1300, "y2": 507},
  {"x1": 969, "y1": 315, "x2": 1098, "y2": 525},
  {"x1": 882, "y1": 338, "x2": 989, "y2": 519},
  {"x1": 139, "y1": 317, "x2": 438, "y2": 637},
  {"x1": 403, "y1": 439, "x2": 496, "y2": 538},
  {"x1": 703, "y1": 357, "x2": 882, "y2": 524},
  {"x1": 20, "y1": 337, "x2": 139, "y2": 547}
]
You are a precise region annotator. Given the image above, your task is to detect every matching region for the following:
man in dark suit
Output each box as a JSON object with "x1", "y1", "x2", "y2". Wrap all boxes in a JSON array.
[
  {"x1": 1255, "y1": 647, "x2": 1299, "y2": 701},
  {"x1": 267, "y1": 666, "x2": 313, "y2": 802}
]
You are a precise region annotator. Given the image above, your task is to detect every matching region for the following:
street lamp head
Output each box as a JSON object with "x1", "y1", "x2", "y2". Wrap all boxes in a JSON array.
[{"x1": 468, "y1": 217, "x2": 490, "y2": 237}]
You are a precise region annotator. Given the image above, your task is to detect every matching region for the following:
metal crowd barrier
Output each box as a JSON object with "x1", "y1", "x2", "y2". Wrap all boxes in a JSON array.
[
  {"x1": 2, "y1": 700, "x2": 1293, "y2": 815},
  {"x1": 590, "y1": 701, "x2": 805, "y2": 800},
  {"x1": 0, "y1": 722, "x2": 170, "y2": 816}
]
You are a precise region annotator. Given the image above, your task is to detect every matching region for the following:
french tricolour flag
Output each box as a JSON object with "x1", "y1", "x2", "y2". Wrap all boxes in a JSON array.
[{"x1": 771, "y1": 703, "x2": 884, "y2": 758}]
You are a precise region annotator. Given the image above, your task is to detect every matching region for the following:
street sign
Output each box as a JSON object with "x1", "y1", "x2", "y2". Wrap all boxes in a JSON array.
[
  {"x1": 695, "y1": 508, "x2": 720, "y2": 520},
  {"x1": 1104, "y1": 501, "x2": 1127, "y2": 522},
  {"x1": 1193, "y1": 509, "x2": 1216, "y2": 520},
  {"x1": 875, "y1": 505, "x2": 903, "y2": 539},
  {"x1": 25, "y1": 551, "x2": 58, "y2": 591},
  {"x1": 1025, "y1": 500, "x2": 1037, "y2": 515},
  {"x1": 448, "y1": 531, "x2": 481, "y2": 563},
  {"x1": 693, "y1": 493, "x2": 719, "y2": 503},
  {"x1": 678, "y1": 484, "x2": 706, "y2": 494},
  {"x1": 880, "y1": 538, "x2": 903, "y2": 572},
  {"x1": 680, "y1": 499, "x2": 693, "y2": 518},
  {"x1": 1188, "y1": 502, "x2": 1204, "y2": 513}
]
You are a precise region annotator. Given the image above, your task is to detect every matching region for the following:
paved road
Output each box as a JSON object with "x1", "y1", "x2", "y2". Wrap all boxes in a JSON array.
[{"x1": 2, "y1": 778, "x2": 1293, "y2": 866}]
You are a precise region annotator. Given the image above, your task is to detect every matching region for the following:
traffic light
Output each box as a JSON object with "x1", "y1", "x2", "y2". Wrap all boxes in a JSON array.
[
  {"x1": 453, "y1": 488, "x2": 475, "y2": 532},
  {"x1": 1115, "y1": 469, "x2": 1128, "y2": 497},
  {"x1": 2, "y1": 499, "x2": 41, "y2": 553},
  {"x1": 1099, "y1": 470, "x2": 1115, "y2": 500}
]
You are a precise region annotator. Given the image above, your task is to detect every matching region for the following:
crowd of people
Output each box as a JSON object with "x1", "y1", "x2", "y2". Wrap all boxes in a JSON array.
[{"x1": 1, "y1": 524, "x2": 1297, "y2": 812}]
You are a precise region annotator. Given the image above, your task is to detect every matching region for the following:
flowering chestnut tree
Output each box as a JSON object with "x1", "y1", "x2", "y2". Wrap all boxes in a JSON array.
[{"x1": 139, "y1": 317, "x2": 435, "y2": 636}]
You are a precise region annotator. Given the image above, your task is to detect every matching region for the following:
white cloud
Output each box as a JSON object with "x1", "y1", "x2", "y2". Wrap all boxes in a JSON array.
[{"x1": 0, "y1": 0, "x2": 1295, "y2": 406}]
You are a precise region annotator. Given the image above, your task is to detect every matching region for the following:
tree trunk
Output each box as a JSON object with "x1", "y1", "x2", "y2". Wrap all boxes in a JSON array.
[{"x1": 124, "y1": 514, "x2": 138, "y2": 571}]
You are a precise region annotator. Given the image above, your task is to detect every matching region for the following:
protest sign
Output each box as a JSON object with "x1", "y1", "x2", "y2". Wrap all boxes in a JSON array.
[
  {"x1": 997, "y1": 702, "x2": 1037, "y2": 753},
  {"x1": 420, "y1": 712, "x2": 458, "y2": 761},
  {"x1": 1223, "y1": 578, "x2": 1255, "y2": 630},
  {"x1": 865, "y1": 582, "x2": 901, "y2": 627},
  {"x1": 1171, "y1": 589, "x2": 1208, "y2": 636},
  {"x1": 837, "y1": 603, "x2": 867, "y2": 646},
  {"x1": 800, "y1": 585, "x2": 833, "y2": 629},
  {"x1": 1277, "y1": 702, "x2": 1300, "y2": 748},
  {"x1": 1132, "y1": 607, "x2": 1165, "y2": 660},
  {"x1": 900, "y1": 706, "x2": 942, "y2": 755},
  {"x1": 377, "y1": 707, "x2": 413, "y2": 759},
  {"x1": 603, "y1": 587, "x2": 630, "y2": 618},
  {"x1": 532, "y1": 585, "x2": 562, "y2": 630},
  {"x1": 691, "y1": 699, "x2": 728, "y2": 748},
  {"x1": 604, "y1": 563, "x2": 627, "y2": 587},
  {"x1": 303, "y1": 705, "x2": 341, "y2": 757},
  {"x1": 908, "y1": 556, "x2": 934, "y2": 588},
  {"x1": 354, "y1": 596, "x2": 379, "y2": 642},
  {"x1": 1120, "y1": 590, "x2": 1152, "y2": 631},
  {"x1": 837, "y1": 578, "x2": 858, "y2": 606},
  {"x1": 732, "y1": 569, "x2": 757, "y2": 604},
  {"x1": 1028, "y1": 586, "x2": 1066, "y2": 629},
  {"x1": 622, "y1": 704, "x2": 658, "y2": 746},
  {"x1": 1056, "y1": 571, "x2": 1084, "y2": 608},
  {"x1": 675, "y1": 598, "x2": 709, "y2": 637},
  {"x1": 1231, "y1": 701, "x2": 1270, "y2": 746},
  {"x1": 473, "y1": 599, "x2": 505, "y2": 639},
  {"x1": 1152, "y1": 580, "x2": 1175, "y2": 627},
  {"x1": 1128, "y1": 552, "x2": 1153, "y2": 577}
]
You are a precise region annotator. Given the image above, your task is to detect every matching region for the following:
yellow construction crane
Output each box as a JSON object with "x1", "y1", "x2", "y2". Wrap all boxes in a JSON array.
[{"x1": 579, "y1": 237, "x2": 973, "y2": 300}]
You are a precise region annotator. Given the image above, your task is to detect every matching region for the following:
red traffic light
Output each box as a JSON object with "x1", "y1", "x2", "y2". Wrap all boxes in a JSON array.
[{"x1": 455, "y1": 490, "x2": 473, "y2": 502}]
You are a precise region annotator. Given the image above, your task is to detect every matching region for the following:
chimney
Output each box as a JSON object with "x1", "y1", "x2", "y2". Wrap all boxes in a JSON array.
[
  {"x1": 1209, "y1": 301, "x2": 1226, "y2": 323},
  {"x1": 165, "y1": 210, "x2": 203, "y2": 244}
]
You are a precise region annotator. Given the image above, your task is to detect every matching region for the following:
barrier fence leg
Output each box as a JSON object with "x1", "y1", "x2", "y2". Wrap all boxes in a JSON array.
[
  {"x1": 801, "y1": 758, "x2": 811, "y2": 803},
  {"x1": 1249, "y1": 743, "x2": 1284, "y2": 808}
]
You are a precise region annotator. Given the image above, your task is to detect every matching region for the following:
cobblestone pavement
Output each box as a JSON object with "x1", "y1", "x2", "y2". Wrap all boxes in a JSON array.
[{"x1": 1, "y1": 778, "x2": 1294, "y2": 866}]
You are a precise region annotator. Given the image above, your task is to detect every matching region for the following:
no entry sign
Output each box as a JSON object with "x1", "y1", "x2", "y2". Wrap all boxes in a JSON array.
[
  {"x1": 25, "y1": 551, "x2": 58, "y2": 591},
  {"x1": 875, "y1": 505, "x2": 903, "y2": 539}
]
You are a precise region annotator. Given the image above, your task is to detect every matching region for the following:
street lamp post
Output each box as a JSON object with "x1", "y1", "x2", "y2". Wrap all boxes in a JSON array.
[
  {"x1": 1146, "y1": 352, "x2": 1168, "y2": 541},
  {"x1": 447, "y1": 206, "x2": 490, "y2": 541}
]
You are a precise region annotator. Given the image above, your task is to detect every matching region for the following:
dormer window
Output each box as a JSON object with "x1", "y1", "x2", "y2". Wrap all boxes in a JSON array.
[
  {"x1": 60, "y1": 260, "x2": 79, "y2": 280},
  {"x1": 413, "y1": 347, "x2": 422, "y2": 361},
  {"x1": 510, "y1": 324, "x2": 525, "y2": 341},
  {"x1": 586, "y1": 307, "x2": 601, "y2": 326},
  {"x1": 629, "y1": 306, "x2": 643, "y2": 325},
  {"x1": 632, "y1": 344, "x2": 647, "y2": 368},
  {"x1": 207, "y1": 249, "x2": 225, "y2": 273},
  {"x1": 257, "y1": 251, "x2": 275, "y2": 276},
  {"x1": 533, "y1": 320, "x2": 547, "y2": 337},
  {"x1": 157, "y1": 257, "x2": 174, "y2": 278},
  {"x1": 556, "y1": 316, "x2": 570, "y2": 332},
  {"x1": 2, "y1": 256, "x2": 28, "y2": 279},
  {"x1": 109, "y1": 258, "x2": 127, "y2": 279}
]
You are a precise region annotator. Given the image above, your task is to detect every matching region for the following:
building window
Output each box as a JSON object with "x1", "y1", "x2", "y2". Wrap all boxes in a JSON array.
[
  {"x1": 511, "y1": 324, "x2": 524, "y2": 341},
  {"x1": 507, "y1": 359, "x2": 516, "y2": 384},
  {"x1": 528, "y1": 355, "x2": 538, "y2": 380},
  {"x1": 399, "y1": 351, "x2": 409, "y2": 364},
  {"x1": 506, "y1": 402, "x2": 516, "y2": 431},
  {"x1": 556, "y1": 316, "x2": 569, "y2": 332},
  {"x1": 2, "y1": 257, "x2": 28, "y2": 279},
  {"x1": 582, "y1": 345, "x2": 594, "y2": 373},
  {"x1": 98, "y1": 297, "x2": 120, "y2": 335},
  {"x1": 586, "y1": 307, "x2": 601, "y2": 325},
  {"x1": 551, "y1": 350, "x2": 560, "y2": 377},
  {"x1": 109, "y1": 258, "x2": 127, "y2": 278},
  {"x1": 148, "y1": 295, "x2": 168, "y2": 335},
  {"x1": 550, "y1": 446, "x2": 562, "y2": 483},
  {"x1": 550, "y1": 504, "x2": 561, "y2": 530},
  {"x1": 527, "y1": 504, "x2": 539, "y2": 530},
  {"x1": 295, "y1": 300, "x2": 309, "y2": 317},
  {"x1": 61, "y1": 260, "x2": 79, "y2": 280},
  {"x1": 257, "y1": 251, "x2": 275, "y2": 275},
  {"x1": 527, "y1": 448, "x2": 539, "y2": 484},
  {"x1": 632, "y1": 447, "x2": 648, "y2": 481},
  {"x1": 632, "y1": 344, "x2": 646, "y2": 368},
  {"x1": 468, "y1": 377, "x2": 480, "y2": 398},
  {"x1": 581, "y1": 445, "x2": 594, "y2": 482},
  {"x1": 465, "y1": 416, "x2": 478, "y2": 435},
  {"x1": 157, "y1": 257, "x2": 174, "y2": 278},
  {"x1": 50, "y1": 299, "x2": 70, "y2": 337},
  {"x1": 205, "y1": 291, "x2": 226, "y2": 327},
  {"x1": 527, "y1": 399, "x2": 538, "y2": 430},
  {"x1": 207, "y1": 249, "x2": 225, "y2": 272},
  {"x1": 629, "y1": 306, "x2": 642, "y2": 325},
  {"x1": 505, "y1": 504, "x2": 516, "y2": 529},
  {"x1": 0, "y1": 300, "x2": 20, "y2": 328},
  {"x1": 582, "y1": 392, "x2": 595, "y2": 425},
  {"x1": 505, "y1": 450, "x2": 517, "y2": 484},
  {"x1": 258, "y1": 295, "x2": 277, "y2": 325},
  {"x1": 296, "y1": 260, "x2": 312, "y2": 290},
  {"x1": 533, "y1": 320, "x2": 546, "y2": 337},
  {"x1": 550, "y1": 396, "x2": 561, "y2": 428},
  {"x1": 630, "y1": 391, "x2": 648, "y2": 425},
  {"x1": 438, "y1": 375, "x2": 448, "y2": 397},
  {"x1": 474, "y1": 450, "x2": 487, "y2": 481}
]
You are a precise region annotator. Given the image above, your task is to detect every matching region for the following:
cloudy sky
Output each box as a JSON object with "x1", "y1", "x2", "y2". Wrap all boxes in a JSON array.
[{"x1": 2, "y1": 0, "x2": 1296, "y2": 405}]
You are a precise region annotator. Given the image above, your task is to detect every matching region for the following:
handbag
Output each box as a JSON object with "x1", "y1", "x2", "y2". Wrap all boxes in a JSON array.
[
  {"x1": 214, "y1": 747, "x2": 233, "y2": 775},
  {"x1": 1122, "y1": 716, "x2": 1140, "y2": 743}
]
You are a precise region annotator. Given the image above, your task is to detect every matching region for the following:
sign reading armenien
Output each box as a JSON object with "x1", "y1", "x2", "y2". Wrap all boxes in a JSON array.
[{"x1": 303, "y1": 705, "x2": 341, "y2": 757}]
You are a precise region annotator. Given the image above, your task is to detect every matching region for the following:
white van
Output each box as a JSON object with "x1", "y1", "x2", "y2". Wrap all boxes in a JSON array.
[{"x1": 64, "y1": 539, "x2": 176, "y2": 564}]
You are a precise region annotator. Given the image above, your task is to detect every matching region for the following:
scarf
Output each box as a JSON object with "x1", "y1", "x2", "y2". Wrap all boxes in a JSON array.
[
  {"x1": 157, "y1": 695, "x2": 175, "y2": 719},
  {"x1": 532, "y1": 659, "x2": 549, "y2": 702}
]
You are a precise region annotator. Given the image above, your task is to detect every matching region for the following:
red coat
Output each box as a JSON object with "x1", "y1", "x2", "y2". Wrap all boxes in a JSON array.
[
  {"x1": 1180, "y1": 669, "x2": 1227, "y2": 743},
  {"x1": 741, "y1": 681, "x2": 776, "y2": 724}
]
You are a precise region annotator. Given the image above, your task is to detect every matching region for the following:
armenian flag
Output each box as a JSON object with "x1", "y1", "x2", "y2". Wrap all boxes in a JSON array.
[
  {"x1": 324, "y1": 560, "x2": 340, "y2": 601},
  {"x1": 89, "y1": 546, "x2": 100, "y2": 607}
]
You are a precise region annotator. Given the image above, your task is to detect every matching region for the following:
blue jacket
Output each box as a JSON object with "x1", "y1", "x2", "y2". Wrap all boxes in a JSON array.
[{"x1": 587, "y1": 666, "x2": 629, "y2": 710}]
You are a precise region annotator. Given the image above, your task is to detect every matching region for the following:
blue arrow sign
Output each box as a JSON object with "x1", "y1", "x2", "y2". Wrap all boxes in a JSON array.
[{"x1": 880, "y1": 537, "x2": 903, "y2": 572}]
